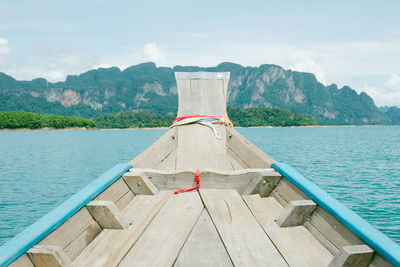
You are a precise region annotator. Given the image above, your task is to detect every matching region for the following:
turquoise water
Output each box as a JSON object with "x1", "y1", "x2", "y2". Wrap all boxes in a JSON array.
[{"x1": 0, "y1": 126, "x2": 399, "y2": 246}]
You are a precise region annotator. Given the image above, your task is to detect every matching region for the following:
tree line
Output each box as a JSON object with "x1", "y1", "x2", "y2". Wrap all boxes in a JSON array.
[
  {"x1": 0, "y1": 111, "x2": 96, "y2": 129},
  {"x1": 0, "y1": 107, "x2": 318, "y2": 130}
]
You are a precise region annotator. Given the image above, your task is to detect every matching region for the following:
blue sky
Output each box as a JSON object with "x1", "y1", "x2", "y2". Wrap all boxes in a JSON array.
[{"x1": 1, "y1": 0, "x2": 400, "y2": 106}]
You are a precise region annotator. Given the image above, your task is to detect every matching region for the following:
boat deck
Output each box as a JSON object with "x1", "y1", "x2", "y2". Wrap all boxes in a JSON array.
[{"x1": 58, "y1": 188, "x2": 332, "y2": 267}]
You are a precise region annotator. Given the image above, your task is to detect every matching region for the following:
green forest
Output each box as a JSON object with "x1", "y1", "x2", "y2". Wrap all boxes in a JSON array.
[
  {"x1": 0, "y1": 107, "x2": 318, "y2": 130},
  {"x1": 227, "y1": 107, "x2": 317, "y2": 127},
  {"x1": 93, "y1": 107, "x2": 317, "y2": 128},
  {"x1": 0, "y1": 111, "x2": 96, "y2": 129}
]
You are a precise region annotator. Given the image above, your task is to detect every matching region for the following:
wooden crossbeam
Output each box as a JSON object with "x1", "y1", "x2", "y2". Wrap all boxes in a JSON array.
[
  {"x1": 86, "y1": 200, "x2": 129, "y2": 229},
  {"x1": 27, "y1": 245, "x2": 72, "y2": 267},
  {"x1": 328, "y1": 245, "x2": 374, "y2": 267},
  {"x1": 123, "y1": 172, "x2": 159, "y2": 195},
  {"x1": 277, "y1": 200, "x2": 316, "y2": 227}
]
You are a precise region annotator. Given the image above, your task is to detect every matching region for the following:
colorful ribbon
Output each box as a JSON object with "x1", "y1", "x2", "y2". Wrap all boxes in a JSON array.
[{"x1": 170, "y1": 115, "x2": 233, "y2": 139}]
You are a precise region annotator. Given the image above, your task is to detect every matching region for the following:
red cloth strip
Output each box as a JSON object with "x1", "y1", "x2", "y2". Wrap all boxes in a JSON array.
[
  {"x1": 173, "y1": 115, "x2": 217, "y2": 124},
  {"x1": 174, "y1": 169, "x2": 201, "y2": 194}
]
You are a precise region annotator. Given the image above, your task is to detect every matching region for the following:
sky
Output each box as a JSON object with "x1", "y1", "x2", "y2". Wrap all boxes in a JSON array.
[{"x1": 0, "y1": 0, "x2": 399, "y2": 107}]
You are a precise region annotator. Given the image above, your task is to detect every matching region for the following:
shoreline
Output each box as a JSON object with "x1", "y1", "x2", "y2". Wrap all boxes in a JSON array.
[{"x1": 0, "y1": 124, "x2": 392, "y2": 132}]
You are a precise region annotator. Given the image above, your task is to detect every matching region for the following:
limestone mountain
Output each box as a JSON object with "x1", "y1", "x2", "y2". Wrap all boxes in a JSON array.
[{"x1": 0, "y1": 62, "x2": 392, "y2": 124}]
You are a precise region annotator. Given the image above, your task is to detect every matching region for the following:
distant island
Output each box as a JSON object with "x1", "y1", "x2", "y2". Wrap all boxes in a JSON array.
[
  {"x1": 0, "y1": 107, "x2": 317, "y2": 130},
  {"x1": 1, "y1": 62, "x2": 399, "y2": 125}
]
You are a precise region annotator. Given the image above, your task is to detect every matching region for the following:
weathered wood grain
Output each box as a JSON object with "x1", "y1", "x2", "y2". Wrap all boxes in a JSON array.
[
  {"x1": 270, "y1": 177, "x2": 309, "y2": 206},
  {"x1": 73, "y1": 192, "x2": 171, "y2": 266},
  {"x1": 243, "y1": 194, "x2": 333, "y2": 267},
  {"x1": 276, "y1": 200, "x2": 317, "y2": 227},
  {"x1": 63, "y1": 221, "x2": 101, "y2": 261},
  {"x1": 226, "y1": 127, "x2": 275, "y2": 168},
  {"x1": 227, "y1": 147, "x2": 250, "y2": 168},
  {"x1": 119, "y1": 192, "x2": 203, "y2": 267},
  {"x1": 94, "y1": 178, "x2": 132, "y2": 210},
  {"x1": 38, "y1": 207, "x2": 101, "y2": 261},
  {"x1": 176, "y1": 124, "x2": 232, "y2": 170},
  {"x1": 114, "y1": 190, "x2": 135, "y2": 210},
  {"x1": 227, "y1": 149, "x2": 246, "y2": 170},
  {"x1": 328, "y1": 245, "x2": 374, "y2": 267},
  {"x1": 129, "y1": 127, "x2": 177, "y2": 168},
  {"x1": 123, "y1": 172, "x2": 159, "y2": 195},
  {"x1": 308, "y1": 206, "x2": 364, "y2": 251},
  {"x1": 241, "y1": 171, "x2": 282, "y2": 197},
  {"x1": 86, "y1": 200, "x2": 129, "y2": 229},
  {"x1": 368, "y1": 253, "x2": 395, "y2": 267},
  {"x1": 304, "y1": 221, "x2": 339, "y2": 254},
  {"x1": 28, "y1": 245, "x2": 72, "y2": 267},
  {"x1": 154, "y1": 149, "x2": 177, "y2": 170},
  {"x1": 176, "y1": 76, "x2": 227, "y2": 116},
  {"x1": 200, "y1": 189, "x2": 288, "y2": 266},
  {"x1": 8, "y1": 254, "x2": 34, "y2": 267},
  {"x1": 128, "y1": 168, "x2": 277, "y2": 193},
  {"x1": 174, "y1": 210, "x2": 233, "y2": 267}
]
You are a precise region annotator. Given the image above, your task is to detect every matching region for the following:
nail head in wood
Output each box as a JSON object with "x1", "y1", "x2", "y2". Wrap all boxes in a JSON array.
[
  {"x1": 123, "y1": 172, "x2": 159, "y2": 195},
  {"x1": 27, "y1": 245, "x2": 72, "y2": 267},
  {"x1": 241, "y1": 172, "x2": 281, "y2": 197},
  {"x1": 277, "y1": 199, "x2": 316, "y2": 227},
  {"x1": 86, "y1": 200, "x2": 129, "y2": 229},
  {"x1": 328, "y1": 245, "x2": 374, "y2": 267}
]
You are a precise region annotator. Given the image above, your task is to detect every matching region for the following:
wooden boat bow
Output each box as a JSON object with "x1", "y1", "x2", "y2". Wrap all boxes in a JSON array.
[{"x1": 1, "y1": 72, "x2": 399, "y2": 267}]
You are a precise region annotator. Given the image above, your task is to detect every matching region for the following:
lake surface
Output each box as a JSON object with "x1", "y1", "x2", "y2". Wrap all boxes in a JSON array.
[{"x1": 0, "y1": 126, "x2": 399, "y2": 247}]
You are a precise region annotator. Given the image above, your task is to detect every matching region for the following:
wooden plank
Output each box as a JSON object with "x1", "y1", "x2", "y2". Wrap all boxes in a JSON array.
[
  {"x1": 119, "y1": 192, "x2": 203, "y2": 267},
  {"x1": 9, "y1": 254, "x2": 34, "y2": 267},
  {"x1": 129, "y1": 128, "x2": 177, "y2": 168},
  {"x1": 174, "y1": 210, "x2": 233, "y2": 267},
  {"x1": 226, "y1": 127, "x2": 275, "y2": 168},
  {"x1": 200, "y1": 189, "x2": 288, "y2": 266},
  {"x1": 328, "y1": 245, "x2": 374, "y2": 267},
  {"x1": 368, "y1": 254, "x2": 395, "y2": 267},
  {"x1": 155, "y1": 149, "x2": 177, "y2": 170},
  {"x1": 73, "y1": 192, "x2": 171, "y2": 266},
  {"x1": 27, "y1": 245, "x2": 72, "y2": 267},
  {"x1": 86, "y1": 200, "x2": 129, "y2": 229},
  {"x1": 63, "y1": 221, "x2": 101, "y2": 261},
  {"x1": 122, "y1": 192, "x2": 171, "y2": 224},
  {"x1": 243, "y1": 195, "x2": 333, "y2": 267},
  {"x1": 227, "y1": 149, "x2": 246, "y2": 170},
  {"x1": 123, "y1": 172, "x2": 159, "y2": 195},
  {"x1": 304, "y1": 221, "x2": 339, "y2": 254},
  {"x1": 94, "y1": 178, "x2": 131, "y2": 209},
  {"x1": 276, "y1": 200, "x2": 316, "y2": 227},
  {"x1": 227, "y1": 147, "x2": 250, "y2": 168},
  {"x1": 135, "y1": 168, "x2": 276, "y2": 193},
  {"x1": 176, "y1": 75, "x2": 228, "y2": 116},
  {"x1": 270, "y1": 177, "x2": 309, "y2": 206},
  {"x1": 309, "y1": 206, "x2": 364, "y2": 251},
  {"x1": 38, "y1": 207, "x2": 100, "y2": 253},
  {"x1": 115, "y1": 190, "x2": 135, "y2": 210},
  {"x1": 176, "y1": 124, "x2": 233, "y2": 171}
]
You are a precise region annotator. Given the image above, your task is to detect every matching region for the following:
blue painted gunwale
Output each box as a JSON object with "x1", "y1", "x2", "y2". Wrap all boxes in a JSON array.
[
  {"x1": 272, "y1": 162, "x2": 400, "y2": 267},
  {"x1": 0, "y1": 163, "x2": 132, "y2": 266}
]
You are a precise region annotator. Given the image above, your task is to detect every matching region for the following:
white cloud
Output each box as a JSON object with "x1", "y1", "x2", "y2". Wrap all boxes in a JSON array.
[
  {"x1": 0, "y1": 38, "x2": 10, "y2": 54},
  {"x1": 384, "y1": 74, "x2": 400, "y2": 91},
  {"x1": 92, "y1": 63, "x2": 113, "y2": 69},
  {"x1": 143, "y1": 43, "x2": 164, "y2": 64},
  {"x1": 362, "y1": 74, "x2": 400, "y2": 107},
  {"x1": 47, "y1": 70, "x2": 64, "y2": 81},
  {"x1": 287, "y1": 51, "x2": 327, "y2": 85}
]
